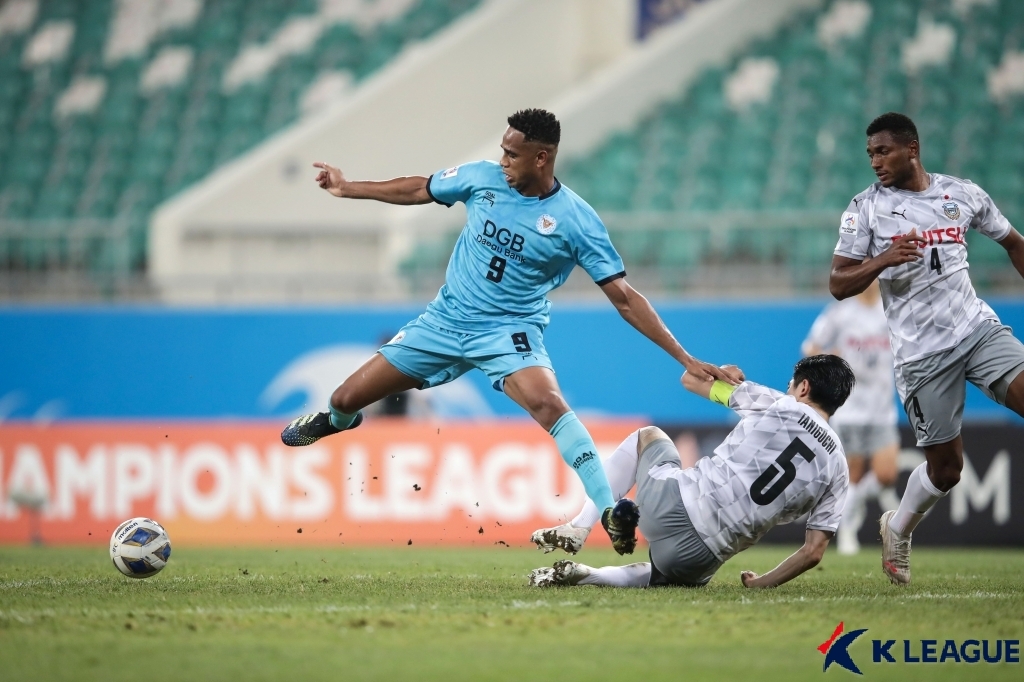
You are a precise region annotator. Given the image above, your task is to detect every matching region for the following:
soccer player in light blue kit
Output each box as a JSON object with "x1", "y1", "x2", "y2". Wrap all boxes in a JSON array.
[{"x1": 282, "y1": 109, "x2": 738, "y2": 552}]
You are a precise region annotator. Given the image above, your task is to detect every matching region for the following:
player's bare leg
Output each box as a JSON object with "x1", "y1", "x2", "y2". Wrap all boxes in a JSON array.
[
  {"x1": 871, "y1": 442, "x2": 899, "y2": 487},
  {"x1": 505, "y1": 367, "x2": 639, "y2": 554},
  {"x1": 883, "y1": 368, "x2": 1024, "y2": 584},
  {"x1": 281, "y1": 353, "x2": 421, "y2": 446}
]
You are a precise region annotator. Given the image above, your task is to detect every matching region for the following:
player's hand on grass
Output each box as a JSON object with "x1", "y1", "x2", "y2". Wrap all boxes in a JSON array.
[
  {"x1": 740, "y1": 570, "x2": 761, "y2": 588},
  {"x1": 313, "y1": 162, "x2": 348, "y2": 197},
  {"x1": 879, "y1": 228, "x2": 926, "y2": 268}
]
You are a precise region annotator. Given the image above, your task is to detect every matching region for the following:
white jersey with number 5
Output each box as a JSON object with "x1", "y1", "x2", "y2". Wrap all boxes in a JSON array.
[
  {"x1": 802, "y1": 297, "x2": 897, "y2": 427},
  {"x1": 833, "y1": 174, "x2": 1011, "y2": 396},
  {"x1": 665, "y1": 382, "x2": 849, "y2": 562}
]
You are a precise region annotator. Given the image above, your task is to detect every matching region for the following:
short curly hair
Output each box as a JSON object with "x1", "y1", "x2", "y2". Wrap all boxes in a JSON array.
[
  {"x1": 866, "y1": 112, "x2": 919, "y2": 146},
  {"x1": 507, "y1": 108, "x2": 560, "y2": 146}
]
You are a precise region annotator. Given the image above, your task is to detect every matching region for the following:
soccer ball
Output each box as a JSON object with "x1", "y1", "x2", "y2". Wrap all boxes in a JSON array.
[{"x1": 109, "y1": 517, "x2": 172, "y2": 579}]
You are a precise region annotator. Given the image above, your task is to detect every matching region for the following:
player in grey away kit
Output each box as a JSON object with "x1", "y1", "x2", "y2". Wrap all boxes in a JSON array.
[
  {"x1": 528, "y1": 355, "x2": 855, "y2": 589},
  {"x1": 803, "y1": 280, "x2": 899, "y2": 555},
  {"x1": 830, "y1": 112, "x2": 1024, "y2": 585}
]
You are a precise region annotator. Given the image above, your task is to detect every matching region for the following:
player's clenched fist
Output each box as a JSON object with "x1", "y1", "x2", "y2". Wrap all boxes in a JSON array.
[
  {"x1": 879, "y1": 228, "x2": 926, "y2": 268},
  {"x1": 313, "y1": 161, "x2": 348, "y2": 197}
]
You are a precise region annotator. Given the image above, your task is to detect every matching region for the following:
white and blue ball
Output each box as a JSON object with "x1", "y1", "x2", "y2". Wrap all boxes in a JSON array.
[{"x1": 109, "y1": 517, "x2": 172, "y2": 579}]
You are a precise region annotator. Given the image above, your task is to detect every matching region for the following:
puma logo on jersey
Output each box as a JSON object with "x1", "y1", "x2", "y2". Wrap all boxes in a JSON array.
[
  {"x1": 891, "y1": 209, "x2": 907, "y2": 219},
  {"x1": 797, "y1": 414, "x2": 837, "y2": 454}
]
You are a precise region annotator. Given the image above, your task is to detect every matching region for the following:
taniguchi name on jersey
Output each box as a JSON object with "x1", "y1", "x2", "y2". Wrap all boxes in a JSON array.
[{"x1": 797, "y1": 413, "x2": 838, "y2": 454}]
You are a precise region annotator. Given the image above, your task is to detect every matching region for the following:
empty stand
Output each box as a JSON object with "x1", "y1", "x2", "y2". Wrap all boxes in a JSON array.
[{"x1": 0, "y1": 0, "x2": 482, "y2": 288}]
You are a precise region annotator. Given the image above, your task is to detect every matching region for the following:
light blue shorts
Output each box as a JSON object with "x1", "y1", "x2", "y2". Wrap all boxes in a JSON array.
[{"x1": 378, "y1": 316, "x2": 553, "y2": 392}]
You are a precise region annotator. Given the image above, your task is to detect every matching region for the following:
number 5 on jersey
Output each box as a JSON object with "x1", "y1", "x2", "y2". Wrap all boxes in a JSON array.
[{"x1": 750, "y1": 437, "x2": 816, "y2": 505}]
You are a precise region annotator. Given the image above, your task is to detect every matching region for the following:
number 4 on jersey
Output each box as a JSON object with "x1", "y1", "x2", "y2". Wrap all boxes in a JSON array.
[{"x1": 930, "y1": 247, "x2": 942, "y2": 274}]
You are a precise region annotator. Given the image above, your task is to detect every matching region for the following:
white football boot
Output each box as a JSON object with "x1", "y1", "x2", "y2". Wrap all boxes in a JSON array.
[
  {"x1": 530, "y1": 523, "x2": 590, "y2": 555},
  {"x1": 879, "y1": 509, "x2": 911, "y2": 585},
  {"x1": 528, "y1": 560, "x2": 592, "y2": 587}
]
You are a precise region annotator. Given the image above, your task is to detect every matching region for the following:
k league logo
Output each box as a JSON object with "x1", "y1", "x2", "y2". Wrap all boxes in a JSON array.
[
  {"x1": 819, "y1": 622, "x2": 868, "y2": 674},
  {"x1": 818, "y1": 622, "x2": 1020, "y2": 674}
]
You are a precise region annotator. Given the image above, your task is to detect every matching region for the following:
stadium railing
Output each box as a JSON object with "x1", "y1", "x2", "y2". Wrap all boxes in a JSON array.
[{"x1": 0, "y1": 219, "x2": 150, "y2": 299}]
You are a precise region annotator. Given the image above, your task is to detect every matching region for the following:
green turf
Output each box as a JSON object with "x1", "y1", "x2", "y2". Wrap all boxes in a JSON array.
[{"x1": 0, "y1": 545, "x2": 1021, "y2": 681}]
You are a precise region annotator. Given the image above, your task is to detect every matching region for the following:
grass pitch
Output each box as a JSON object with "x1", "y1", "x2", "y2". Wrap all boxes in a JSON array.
[{"x1": 0, "y1": 545, "x2": 1021, "y2": 681}]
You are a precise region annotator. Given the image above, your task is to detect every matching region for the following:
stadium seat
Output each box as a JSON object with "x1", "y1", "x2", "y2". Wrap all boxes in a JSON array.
[
  {"x1": 0, "y1": 0, "x2": 484, "y2": 280},
  {"x1": 543, "y1": 0, "x2": 1024, "y2": 290}
]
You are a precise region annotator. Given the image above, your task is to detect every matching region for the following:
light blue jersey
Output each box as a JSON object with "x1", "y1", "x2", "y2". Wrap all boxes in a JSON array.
[{"x1": 422, "y1": 160, "x2": 624, "y2": 331}]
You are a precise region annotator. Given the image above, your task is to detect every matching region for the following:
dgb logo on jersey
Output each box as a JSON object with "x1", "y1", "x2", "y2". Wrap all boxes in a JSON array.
[{"x1": 942, "y1": 201, "x2": 961, "y2": 220}]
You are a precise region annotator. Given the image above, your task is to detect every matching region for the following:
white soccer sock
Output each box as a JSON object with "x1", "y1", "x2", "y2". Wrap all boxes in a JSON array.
[
  {"x1": 888, "y1": 462, "x2": 947, "y2": 537},
  {"x1": 840, "y1": 479, "x2": 866, "y2": 531},
  {"x1": 578, "y1": 562, "x2": 652, "y2": 588},
  {"x1": 571, "y1": 430, "x2": 641, "y2": 528}
]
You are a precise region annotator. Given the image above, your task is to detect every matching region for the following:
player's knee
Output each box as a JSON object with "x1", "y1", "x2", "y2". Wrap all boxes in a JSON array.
[
  {"x1": 929, "y1": 460, "x2": 961, "y2": 491},
  {"x1": 933, "y1": 466, "x2": 960, "y2": 491},
  {"x1": 329, "y1": 385, "x2": 359, "y2": 414},
  {"x1": 531, "y1": 391, "x2": 570, "y2": 426},
  {"x1": 637, "y1": 426, "x2": 670, "y2": 452}
]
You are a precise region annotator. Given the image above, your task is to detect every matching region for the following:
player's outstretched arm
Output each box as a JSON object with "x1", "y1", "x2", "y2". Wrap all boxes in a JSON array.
[
  {"x1": 600, "y1": 278, "x2": 742, "y2": 383},
  {"x1": 829, "y1": 229, "x2": 925, "y2": 299},
  {"x1": 312, "y1": 162, "x2": 432, "y2": 205},
  {"x1": 739, "y1": 529, "x2": 832, "y2": 588},
  {"x1": 681, "y1": 365, "x2": 744, "y2": 401},
  {"x1": 997, "y1": 228, "x2": 1024, "y2": 281}
]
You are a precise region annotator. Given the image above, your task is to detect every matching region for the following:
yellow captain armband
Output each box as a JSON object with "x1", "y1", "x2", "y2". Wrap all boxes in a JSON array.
[{"x1": 709, "y1": 380, "x2": 737, "y2": 407}]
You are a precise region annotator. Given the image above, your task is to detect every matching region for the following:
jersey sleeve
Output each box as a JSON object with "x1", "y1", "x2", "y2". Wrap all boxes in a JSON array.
[
  {"x1": 834, "y1": 195, "x2": 872, "y2": 260},
  {"x1": 426, "y1": 160, "x2": 491, "y2": 208},
  {"x1": 572, "y1": 206, "x2": 626, "y2": 285},
  {"x1": 728, "y1": 381, "x2": 785, "y2": 417},
  {"x1": 802, "y1": 305, "x2": 839, "y2": 355},
  {"x1": 967, "y1": 182, "x2": 1012, "y2": 242},
  {"x1": 806, "y1": 463, "x2": 849, "y2": 532}
]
